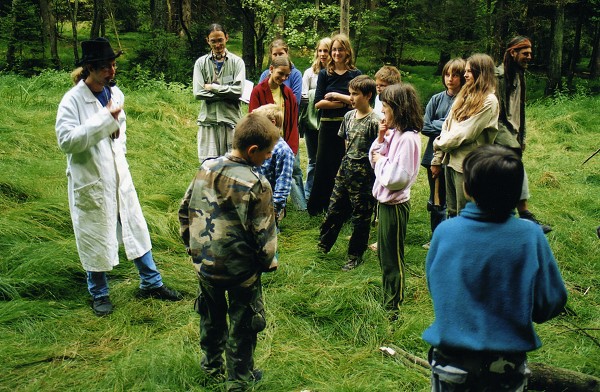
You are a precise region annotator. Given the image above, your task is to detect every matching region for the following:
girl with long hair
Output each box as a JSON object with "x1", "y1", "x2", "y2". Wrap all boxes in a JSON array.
[
  {"x1": 431, "y1": 53, "x2": 499, "y2": 218},
  {"x1": 307, "y1": 34, "x2": 362, "y2": 215},
  {"x1": 300, "y1": 37, "x2": 331, "y2": 199}
]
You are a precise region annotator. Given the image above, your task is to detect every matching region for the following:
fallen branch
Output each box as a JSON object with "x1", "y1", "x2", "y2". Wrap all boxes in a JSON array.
[{"x1": 380, "y1": 345, "x2": 600, "y2": 392}]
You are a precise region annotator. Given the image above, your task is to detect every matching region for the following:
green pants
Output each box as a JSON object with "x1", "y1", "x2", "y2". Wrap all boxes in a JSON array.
[
  {"x1": 196, "y1": 276, "x2": 266, "y2": 390},
  {"x1": 377, "y1": 201, "x2": 410, "y2": 311}
]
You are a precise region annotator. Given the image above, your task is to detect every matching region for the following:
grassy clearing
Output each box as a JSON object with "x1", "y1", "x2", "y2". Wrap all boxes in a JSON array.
[{"x1": 0, "y1": 70, "x2": 598, "y2": 391}]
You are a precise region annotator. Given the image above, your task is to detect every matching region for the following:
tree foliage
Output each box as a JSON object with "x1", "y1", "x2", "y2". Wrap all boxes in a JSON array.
[{"x1": 0, "y1": 0, "x2": 598, "y2": 95}]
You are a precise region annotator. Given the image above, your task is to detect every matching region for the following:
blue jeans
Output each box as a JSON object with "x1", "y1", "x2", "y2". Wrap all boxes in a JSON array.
[
  {"x1": 290, "y1": 153, "x2": 307, "y2": 210},
  {"x1": 87, "y1": 250, "x2": 163, "y2": 299}
]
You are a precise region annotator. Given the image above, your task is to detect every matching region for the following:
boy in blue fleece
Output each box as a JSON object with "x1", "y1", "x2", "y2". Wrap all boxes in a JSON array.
[{"x1": 422, "y1": 144, "x2": 567, "y2": 391}]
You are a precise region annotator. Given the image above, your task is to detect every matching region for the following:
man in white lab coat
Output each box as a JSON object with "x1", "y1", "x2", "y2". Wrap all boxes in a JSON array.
[{"x1": 56, "y1": 37, "x2": 182, "y2": 316}]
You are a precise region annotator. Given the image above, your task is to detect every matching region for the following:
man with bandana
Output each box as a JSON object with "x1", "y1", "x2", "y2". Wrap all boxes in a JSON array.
[
  {"x1": 193, "y1": 23, "x2": 246, "y2": 162},
  {"x1": 495, "y1": 36, "x2": 552, "y2": 233}
]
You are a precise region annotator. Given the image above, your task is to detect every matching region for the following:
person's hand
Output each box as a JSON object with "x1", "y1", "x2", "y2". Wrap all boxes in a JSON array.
[
  {"x1": 107, "y1": 101, "x2": 122, "y2": 139},
  {"x1": 204, "y1": 83, "x2": 212, "y2": 91},
  {"x1": 324, "y1": 92, "x2": 338, "y2": 101},
  {"x1": 378, "y1": 119, "x2": 388, "y2": 141},
  {"x1": 431, "y1": 165, "x2": 442, "y2": 179},
  {"x1": 372, "y1": 151, "x2": 381, "y2": 164}
]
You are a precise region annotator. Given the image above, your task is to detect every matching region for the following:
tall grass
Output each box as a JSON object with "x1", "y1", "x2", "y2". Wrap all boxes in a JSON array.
[{"x1": 0, "y1": 71, "x2": 598, "y2": 391}]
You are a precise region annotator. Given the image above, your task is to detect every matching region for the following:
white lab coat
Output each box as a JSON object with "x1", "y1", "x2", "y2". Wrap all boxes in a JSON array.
[{"x1": 56, "y1": 80, "x2": 151, "y2": 272}]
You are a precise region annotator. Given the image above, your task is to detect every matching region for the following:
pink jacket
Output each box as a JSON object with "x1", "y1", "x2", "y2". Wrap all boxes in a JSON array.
[{"x1": 369, "y1": 128, "x2": 421, "y2": 205}]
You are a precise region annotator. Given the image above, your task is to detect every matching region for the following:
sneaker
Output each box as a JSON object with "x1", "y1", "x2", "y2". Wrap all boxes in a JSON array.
[
  {"x1": 422, "y1": 242, "x2": 430, "y2": 250},
  {"x1": 519, "y1": 210, "x2": 552, "y2": 234},
  {"x1": 92, "y1": 296, "x2": 113, "y2": 316},
  {"x1": 369, "y1": 242, "x2": 378, "y2": 252},
  {"x1": 341, "y1": 255, "x2": 363, "y2": 271},
  {"x1": 138, "y1": 285, "x2": 183, "y2": 301}
]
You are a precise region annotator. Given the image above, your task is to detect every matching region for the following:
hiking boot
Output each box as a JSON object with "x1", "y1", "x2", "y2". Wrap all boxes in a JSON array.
[
  {"x1": 92, "y1": 296, "x2": 113, "y2": 316},
  {"x1": 341, "y1": 255, "x2": 363, "y2": 271},
  {"x1": 138, "y1": 284, "x2": 183, "y2": 301},
  {"x1": 519, "y1": 210, "x2": 552, "y2": 234}
]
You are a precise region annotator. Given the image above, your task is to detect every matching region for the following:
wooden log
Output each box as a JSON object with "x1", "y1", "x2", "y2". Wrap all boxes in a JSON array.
[
  {"x1": 528, "y1": 362, "x2": 600, "y2": 392},
  {"x1": 383, "y1": 345, "x2": 600, "y2": 392}
]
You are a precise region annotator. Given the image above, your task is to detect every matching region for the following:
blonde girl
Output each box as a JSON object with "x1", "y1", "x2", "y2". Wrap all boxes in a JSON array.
[
  {"x1": 431, "y1": 53, "x2": 499, "y2": 217},
  {"x1": 300, "y1": 37, "x2": 331, "y2": 198},
  {"x1": 307, "y1": 34, "x2": 362, "y2": 215}
]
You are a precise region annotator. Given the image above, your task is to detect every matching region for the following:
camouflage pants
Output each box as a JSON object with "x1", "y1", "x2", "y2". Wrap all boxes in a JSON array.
[
  {"x1": 196, "y1": 276, "x2": 266, "y2": 391},
  {"x1": 319, "y1": 158, "x2": 375, "y2": 257},
  {"x1": 429, "y1": 347, "x2": 530, "y2": 392}
]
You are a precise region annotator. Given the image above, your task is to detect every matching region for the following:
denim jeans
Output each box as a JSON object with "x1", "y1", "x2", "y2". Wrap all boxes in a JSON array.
[
  {"x1": 86, "y1": 250, "x2": 163, "y2": 299},
  {"x1": 290, "y1": 153, "x2": 307, "y2": 210}
]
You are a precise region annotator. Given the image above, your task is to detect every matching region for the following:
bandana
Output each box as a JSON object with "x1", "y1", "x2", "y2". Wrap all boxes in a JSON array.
[{"x1": 506, "y1": 39, "x2": 531, "y2": 53}]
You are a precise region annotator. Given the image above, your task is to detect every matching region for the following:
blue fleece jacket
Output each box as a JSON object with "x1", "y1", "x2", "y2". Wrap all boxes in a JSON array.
[{"x1": 422, "y1": 202, "x2": 567, "y2": 353}]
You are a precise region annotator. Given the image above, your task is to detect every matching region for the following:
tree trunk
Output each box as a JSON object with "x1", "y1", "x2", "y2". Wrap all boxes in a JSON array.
[
  {"x1": 39, "y1": 0, "x2": 60, "y2": 68},
  {"x1": 492, "y1": 0, "x2": 508, "y2": 64},
  {"x1": 5, "y1": 0, "x2": 19, "y2": 69},
  {"x1": 436, "y1": 50, "x2": 451, "y2": 75},
  {"x1": 314, "y1": 0, "x2": 319, "y2": 31},
  {"x1": 66, "y1": 0, "x2": 80, "y2": 65},
  {"x1": 545, "y1": 2, "x2": 564, "y2": 96},
  {"x1": 340, "y1": 0, "x2": 349, "y2": 36},
  {"x1": 589, "y1": 21, "x2": 600, "y2": 77},
  {"x1": 178, "y1": 0, "x2": 192, "y2": 47},
  {"x1": 241, "y1": 6, "x2": 256, "y2": 78},
  {"x1": 566, "y1": 4, "x2": 583, "y2": 91},
  {"x1": 90, "y1": 0, "x2": 105, "y2": 38}
]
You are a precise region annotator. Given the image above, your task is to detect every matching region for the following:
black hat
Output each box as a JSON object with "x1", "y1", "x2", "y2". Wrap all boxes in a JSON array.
[{"x1": 77, "y1": 37, "x2": 122, "y2": 66}]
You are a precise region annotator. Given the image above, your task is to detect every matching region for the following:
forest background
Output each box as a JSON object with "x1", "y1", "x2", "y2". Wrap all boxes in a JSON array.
[{"x1": 1, "y1": 0, "x2": 600, "y2": 391}]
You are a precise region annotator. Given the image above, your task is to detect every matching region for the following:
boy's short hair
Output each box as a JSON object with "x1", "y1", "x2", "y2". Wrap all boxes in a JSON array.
[
  {"x1": 348, "y1": 75, "x2": 377, "y2": 106},
  {"x1": 374, "y1": 65, "x2": 401, "y2": 85},
  {"x1": 463, "y1": 145, "x2": 524, "y2": 221},
  {"x1": 442, "y1": 58, "x2": 467, "y2": 87},
  {"x1": 252, "y1": 104, "x2": 283, "y2": 128},
  {"x1": 233, "y1": 112, "x2": 280, "y2": 151}
]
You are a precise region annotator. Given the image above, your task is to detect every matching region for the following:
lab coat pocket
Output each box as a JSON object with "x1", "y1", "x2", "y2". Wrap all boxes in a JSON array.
[{"x1": 73, "y1": 179, "x2": 104, "y2": 211}]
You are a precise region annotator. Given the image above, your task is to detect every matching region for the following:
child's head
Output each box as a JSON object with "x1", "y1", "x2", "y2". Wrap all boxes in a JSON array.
[
  {"x1": 442, "y1": 58, "x2": 466, "y2": 92},
  {"x1": 348, "y1": 75, "x2": 377, "y2": 107},
  {"x1": 463, "y1": 144, "x2": 524, "y2": 220},
  {"x1": 312, "y1": 37, "x2": 332, "y2": 72},
  {"x1": 379, "y1": 83, "x2": 423, "y2": 131},
  {"x1": 269, "y1": 39, "x2": 290, "y2": 60},
  {"x1": 233, "y1": 112, "x2": 280, "y2": 166},
  {"x1": 374, "y1": 65, "x2": 401, "y2": 95},
  {"x1": 268, "y1": 55, "x2": 292, "y2": 86},
  {"x1": 464, "y1": 53, "x2": 496, "y2": 91},
  {"x1": 252, "y1": 103, "x2": 283, "y2": 128},
  {"x1": 328, "y1": 34, "x2": 356, "y2": 72}
]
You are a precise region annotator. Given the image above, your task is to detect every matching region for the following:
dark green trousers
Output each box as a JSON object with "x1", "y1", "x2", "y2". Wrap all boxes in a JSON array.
[
  {"x1": 196, "y1": 276, "x2": 265, "y2": 391},
  {"x1": 377, "y1": 201, "x2": 410, "y2": 311}
]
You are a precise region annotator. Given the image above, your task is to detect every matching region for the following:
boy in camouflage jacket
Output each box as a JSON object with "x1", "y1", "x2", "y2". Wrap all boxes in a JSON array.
[{"x1": 179, "y1": 112, "x2": 279, "y2": 391}]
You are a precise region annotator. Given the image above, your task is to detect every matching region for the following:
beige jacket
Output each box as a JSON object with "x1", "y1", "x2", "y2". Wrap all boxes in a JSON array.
[{"x1": 431, "y1": 93, "x2": 499, "y2": 173}]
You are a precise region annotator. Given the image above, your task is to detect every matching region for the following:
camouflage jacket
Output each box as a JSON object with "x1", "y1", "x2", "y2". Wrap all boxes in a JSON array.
[{"x1": 179, "y1": 153, "x2": 277, "y2": 286}]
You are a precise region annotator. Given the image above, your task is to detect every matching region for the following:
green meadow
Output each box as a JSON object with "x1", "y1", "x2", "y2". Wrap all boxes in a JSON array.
[{"x1": 0, "y1": 69, "x2": 598, "y2": 391}]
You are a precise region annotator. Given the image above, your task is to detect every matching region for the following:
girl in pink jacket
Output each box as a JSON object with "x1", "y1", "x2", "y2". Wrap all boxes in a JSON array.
[{"x1": 369, "y1": 83, "x2": 422, "y2": 318}]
